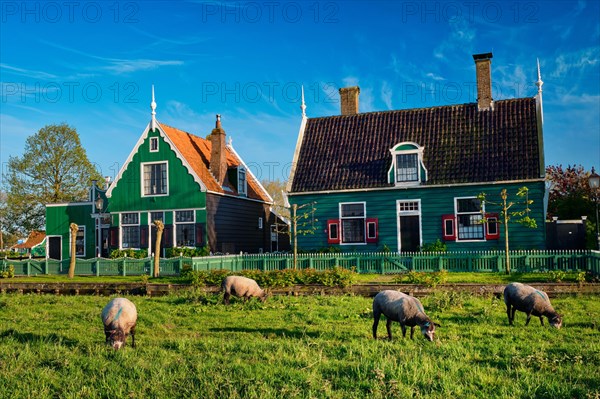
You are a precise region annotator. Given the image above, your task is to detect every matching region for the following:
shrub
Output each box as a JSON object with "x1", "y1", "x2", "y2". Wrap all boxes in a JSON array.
[
  {"x1": 0, "y1": 265, "x2": 15, "y2": 279},
  {"x1": 548, "y1": 270, "x2": 566, "y2": 282},
  {"x1": 395, "y1": 270, "x2": 448, "y2": 287},
  {"x1": 165, "y1": 246, "x2": 210, "y2": 258},
  {"x1": 181, "y1": 267, "x2": 358, "y2": 288},
  {"x1": 419, "y1": 239, "x2": 447, "y2": 252},
  {"x1": 110, "y1": 249, "x2": 148, "y2": 259}
]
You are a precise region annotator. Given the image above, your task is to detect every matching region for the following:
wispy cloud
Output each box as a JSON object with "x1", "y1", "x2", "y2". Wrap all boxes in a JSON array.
[
  {"x1": 0, "y1": 64, "x2": 57, "y2": 80},
  {"x1": 551, "y1": 47, "x2": 600, "y2": 78},
  {"x1": 39, "y1": 40, "x2": 184, "y2": 75},
  {"x1": 381, "y1": 81, "x2": 393, "y2": 110}
]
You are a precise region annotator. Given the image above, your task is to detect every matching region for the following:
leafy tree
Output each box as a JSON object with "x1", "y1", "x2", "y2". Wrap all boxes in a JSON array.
[
  {"x1": 3, "y1": 124, "x2": 102, "y2": 235},
  {"x1": 260, "y1": 178, "x2": 290, "y2": 219},
  {"x1": 546, "y1": 164, "x2": 597, "y2": 249},
  {"x1": 478, "y1": 187, "x2": 537, "y2": 274}
]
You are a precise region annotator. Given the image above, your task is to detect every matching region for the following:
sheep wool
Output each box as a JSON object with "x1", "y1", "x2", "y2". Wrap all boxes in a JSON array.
[
  {"x1": 503, "y1": 282, "x2": 562, "y2": 329},
  {"x1": 372, "y1": 290, "x2": 436, "y2": 341},
  {"x1": 102, "y1": 297, "x2": 138, "y2": 350},
  {"x1": 222, "y1": 275, "x2": 267, "y2": 305}
]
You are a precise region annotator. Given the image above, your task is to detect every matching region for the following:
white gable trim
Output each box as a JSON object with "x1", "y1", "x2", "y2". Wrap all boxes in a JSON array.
[
  {"x1": 286, "y1": 115, "x2": 307, "y2": 193},
  {"x1": 106, "y1": 121, "x2": 207, "y2": 197}
]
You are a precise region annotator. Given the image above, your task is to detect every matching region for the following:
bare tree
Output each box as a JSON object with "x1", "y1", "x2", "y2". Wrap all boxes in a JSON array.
[
  {"x1": 153, "y1": 220, "x2": 164, "y2": 278},
  {"x1": 68, "y1": 223, "x2": 78, "y2": 279}
]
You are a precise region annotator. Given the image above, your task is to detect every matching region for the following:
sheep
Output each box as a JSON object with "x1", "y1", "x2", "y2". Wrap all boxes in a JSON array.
[
  {"x1": 101, "y1": 297, "x2": 138, "y2": 350},
  {"x1": 372, "y1": 290, "x2": 437, "y2": 341},
  {"x1": 503, "y1": 282, "x2": 562, "y2": 329},
  {"x1": 222, "y1": 275, "x2": 267, "y2": 305}
]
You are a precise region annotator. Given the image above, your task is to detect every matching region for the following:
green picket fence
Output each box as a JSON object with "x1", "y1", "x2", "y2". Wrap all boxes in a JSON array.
[{"x1": 2, "y1": 250, "x2": 600, "y2": 276}]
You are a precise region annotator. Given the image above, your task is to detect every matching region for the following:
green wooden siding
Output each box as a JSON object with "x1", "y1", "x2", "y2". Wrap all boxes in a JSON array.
[
  {"x1": 108, "y1": 129, "x2": 206, "y2": 213},
  {"x1": 289, "y1": 181, "x2": 546, "y2": 252},
  {"x1": 45, "y1": 203, "x2": 96, "y2": 260}
]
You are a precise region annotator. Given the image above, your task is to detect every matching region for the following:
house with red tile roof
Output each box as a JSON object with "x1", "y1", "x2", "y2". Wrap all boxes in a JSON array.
[
  {"x1": 286, "y1": 53, "x2": 547, "y2": 252},
  {"x1": 11, "y1": 230, "x2": 46, "y2": 257},
  {"x1": 45, "y1": 90, "x2": 289, "y2": 259}
]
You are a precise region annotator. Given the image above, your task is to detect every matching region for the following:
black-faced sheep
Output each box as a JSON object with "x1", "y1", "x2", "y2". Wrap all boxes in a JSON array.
[
  {"x1": 101, "y1": 297, "x2": 138, "y2": 349},
  {"x1": 372, "y1": 290, "x2": 437, "y2": 341},
  {"x1": 503, "y1": 282, "x2": 562, "y2": 329},
  {"x1": 222, "y1": 275, "x2": 267, "y2": 305}
]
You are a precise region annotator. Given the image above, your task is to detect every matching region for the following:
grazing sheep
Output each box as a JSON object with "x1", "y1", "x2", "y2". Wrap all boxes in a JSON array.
[
  {"x1": 372, "y1": 290, "x2": 437, "y2": 341},
  {"x1": 101, "y1": 297, "x2": 138, "y2": 349},
  {"x1": 222, "y1": 275, "x2": 267, "y2": 305},
  {"x1": 503, "y1": 283, "x2": 562, "y2": 329}
]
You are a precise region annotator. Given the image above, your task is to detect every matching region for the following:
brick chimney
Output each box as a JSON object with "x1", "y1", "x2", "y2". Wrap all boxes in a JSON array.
[
  {"x1": 339, "y1": 86, "x2": 360, "y2": 115},
  {"x1": 473, "y1": 52, "x2": 493, "y2": 110},
  {"x1": 209, "y1": 114, "x2": 227, "y2": 185}
]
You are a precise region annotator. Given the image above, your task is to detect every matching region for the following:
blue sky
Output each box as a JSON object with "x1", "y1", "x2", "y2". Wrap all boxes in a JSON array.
[{"x1": 1, "y1": 0, "x2": 599, "y2": 185}]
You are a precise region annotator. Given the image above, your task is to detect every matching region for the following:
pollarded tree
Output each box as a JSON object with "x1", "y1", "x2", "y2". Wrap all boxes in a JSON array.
[
  {"x1": 4, "y1": 124, "x2": 102, "y2": 235},
  {"x1": 478, "y1": 187, "x2": 537, "y2": 274}
]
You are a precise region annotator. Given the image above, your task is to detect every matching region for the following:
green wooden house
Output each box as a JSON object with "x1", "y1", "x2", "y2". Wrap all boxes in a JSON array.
[
  {"x1": 45, "y1": 92, "x2": 289, "y2": 259},
  {"x1": 287, "y1": 53, "x2": 547, "y2": 252}
]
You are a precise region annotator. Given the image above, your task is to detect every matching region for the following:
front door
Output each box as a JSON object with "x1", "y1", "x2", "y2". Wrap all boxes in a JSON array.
[
  {"x1": 48, "y1": 236, "x2": 61, "y2": 260},
  {"x1": 397, "y1": 200, "x2": 421, "y2": 252}
]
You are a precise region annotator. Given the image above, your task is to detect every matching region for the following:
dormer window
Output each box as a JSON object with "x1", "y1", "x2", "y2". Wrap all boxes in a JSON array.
[
  {"x1": 388, "y1": 142, "x2": 427, "y2": 186},
  {"x1": 150, "y1": 137, "x2": 159, "y2": 152},
  {"x1": 238, "y1": 167, "x2": 247, "y2": 196}
]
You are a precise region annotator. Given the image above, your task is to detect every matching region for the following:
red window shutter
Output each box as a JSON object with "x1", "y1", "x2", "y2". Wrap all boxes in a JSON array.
[
  {"x1": 485, "y1": 213, "x2": 500, "y2": 240},
  {"x1": 109, "y1": 227, "x2": 119, "y2": 247},
  {"x1": 366, "y1": 218, "x2": 378, "y2": 243},
  {"x1": 442, "y1": 214, "x2": 456, "y2": 241},
  {"x1": 327, "y1": 219, "x2": 341, "y2": 244},
  {"x1": 195, "y1": 223, "x2": 204, "y2": 247}
]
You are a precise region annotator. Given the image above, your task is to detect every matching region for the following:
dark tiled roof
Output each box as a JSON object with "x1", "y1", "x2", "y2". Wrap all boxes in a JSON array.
[{"x1": 290, "y1": 98, "x2": 541, "y2": 193}]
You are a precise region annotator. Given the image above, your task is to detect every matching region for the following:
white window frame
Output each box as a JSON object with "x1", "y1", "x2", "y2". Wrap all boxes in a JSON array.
[
  {"x1": 69, "y1": 225, "x2": 86, "y2": 258},
  {"x1": 150, "y1": 137, "x2": 159, "y2": 152},
  {"x1": 121, "y1": 212, "x2": 141, "y2": 249},
  {"x1": 388, "y1": 142, "x2": 427, "y2": 187},
  {"x1": 238, "y1": 166, "x2": 247, "y2": 196},
  {"x1": 454, "y1": 197, "x2": 485, "y2": 242},
  {"x1": 396, "y1": 200, "x2": 422, "y2": 252},
  {"x1": 175, "y1": 210, "x2": 195, "y2": 247},
  {"x1": 141, "y1": 161, "x2": 169, "y2": 197},
  {"x1": 339, "y1": 202, "x2": 367, "y2": 245}
]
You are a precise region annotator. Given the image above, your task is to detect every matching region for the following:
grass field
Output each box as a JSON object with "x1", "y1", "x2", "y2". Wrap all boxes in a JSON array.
[{"x1": 1, "y1": 292, "x2": 599, "y2": 399}]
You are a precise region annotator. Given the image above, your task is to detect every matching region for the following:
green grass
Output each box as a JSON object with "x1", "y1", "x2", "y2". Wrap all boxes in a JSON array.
[{"x1": 1, "y1": 292, "x2": 599, "y2": 398}]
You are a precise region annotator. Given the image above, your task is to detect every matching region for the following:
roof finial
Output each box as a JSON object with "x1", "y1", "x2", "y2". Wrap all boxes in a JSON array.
[
  {"x1": 301, "y1": 85, "x2": 307, "y2": 118},
  {"x1": 535, "y1": 58, "x2": 543, "y2": 93},
  {"x1": 151, "y1": 85, "x2": 157, "y2": 131}
]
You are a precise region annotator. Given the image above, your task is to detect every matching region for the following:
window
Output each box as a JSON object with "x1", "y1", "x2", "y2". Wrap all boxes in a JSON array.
[
  {"x1": 340, "y1": 202, "x2": 365, "y2": 244},
  {"x1": 175, "y1": 210, "x2": 195, "y2": 247},
  {"x1": 238, "y1": 167, "x2": 247, "y2": 196},
  {"x1": 456, "y1": 198, "x2": 484, "y2": 241},
  {"x1": 389, "y1": 142, "x2": 426, "y2": 186},
  {"x1": 150, "y1": 211, "x2": 164, "y2": 223},
  {"x1": 150, "y1": 137, "x2": 159, "y2": 152},
  {"x1": 396, "y1": 153, "x2": 418, "y2": 182},
  {"x1": 72, "y1": 226, "x2": 86, "y2": 257},
  {"x1": 121, "y1": 213, "x2": 140, "y2": 248},
  {"x1": 143, "y1": 162, "x2": 168, "y2": 196}
]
